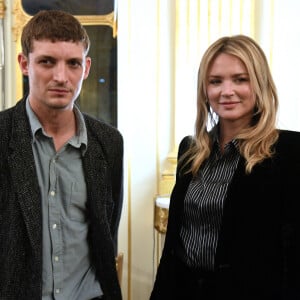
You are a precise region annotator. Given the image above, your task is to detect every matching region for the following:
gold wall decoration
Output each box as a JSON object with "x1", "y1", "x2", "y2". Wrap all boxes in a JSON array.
[
  {"x1": 159, "y1": 149, "x2": 177, "y2": 195},
  {"x1": 12, "y1": 1, "x2": 117, "y2": 42},
  {"x1": 154, "y1": 195, "x2": 170, "y2": 234},
  {"x1": 0, "y1": 0, "x2": 6, "y2": 19},
  {"x1": 155, "y1": 149, "x2": 177, "y2": 233},
  {"x1": 154, "y1": 203, "x2": 169, "y2": 234}
]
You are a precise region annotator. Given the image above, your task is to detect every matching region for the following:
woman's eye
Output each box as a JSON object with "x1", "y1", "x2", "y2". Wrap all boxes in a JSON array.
[
  {"x1": 235, "y1": 77, "x2": 249, "y2": 83},
  {"x1": 209, "y1": 79, "x2": 221, "y2": 85}
]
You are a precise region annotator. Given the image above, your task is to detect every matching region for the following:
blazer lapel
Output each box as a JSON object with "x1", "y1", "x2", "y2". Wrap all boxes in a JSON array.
[
  {"x1": 8, "y1": 100, "x2": 42, "y2": 255},
  {"x1": 83, "y1": 136, "x2": 109, "y2": 221}
]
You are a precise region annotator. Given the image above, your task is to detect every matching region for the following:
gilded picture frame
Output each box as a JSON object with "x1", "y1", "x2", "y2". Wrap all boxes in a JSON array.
[{"x1": 12, "y1": 0, "x2": 118, "y2": 126}]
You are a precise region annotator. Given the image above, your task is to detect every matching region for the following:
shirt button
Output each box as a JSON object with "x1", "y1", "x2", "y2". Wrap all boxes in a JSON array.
[
  {"x1": 55, "y1": 289, "x2": 60, "y2": 294},
  {"x1": 52, "y1": 224, "x2": 57, "y2": 229},
  {"x1": 54, "y1": 256, "x2": 59, "y2": 262},
  {"x1": 50, "y1": 191, "x2": 55, "y2": 196}
]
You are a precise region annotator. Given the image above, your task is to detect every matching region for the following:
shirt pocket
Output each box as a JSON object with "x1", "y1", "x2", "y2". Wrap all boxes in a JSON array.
[{"x1": 68, "y1": 181, "x2": 87, "y2": 222}]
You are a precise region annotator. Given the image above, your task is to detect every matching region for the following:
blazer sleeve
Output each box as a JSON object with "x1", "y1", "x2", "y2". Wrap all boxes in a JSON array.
[
  {"x1": 110, "y1": 132, "x2": 124, "y2": 255},
  {"x1": 277, "y1": 130, "x2": 300, "y2": 295}
]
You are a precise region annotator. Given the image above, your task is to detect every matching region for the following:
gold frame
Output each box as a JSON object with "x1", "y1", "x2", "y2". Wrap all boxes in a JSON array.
[
  {"x1": 12, "y1": 0, "x2": 117, "y2": 101},
  {"x1": 0, "y1": 1, "x2": 5, "y2": 18}
]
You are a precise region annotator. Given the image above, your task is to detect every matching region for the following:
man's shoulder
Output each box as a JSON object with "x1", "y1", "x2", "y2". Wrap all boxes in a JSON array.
[
  {"x1": 82, "y1": 113, "x2": 123, "y2": 144},
  {"x1": 0, "y1": 105, "x2": 17, "y2": 136},
  {"x1": 0, "y1": 104, "x2": 16, "y2": 123},
  {"x1": 0, "y1": 98, "x2": 26, "y2": 121}
]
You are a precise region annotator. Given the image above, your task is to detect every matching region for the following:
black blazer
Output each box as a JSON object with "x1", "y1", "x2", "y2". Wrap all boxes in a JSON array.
[
  {"x1": 0, "y1": 98, "x2": 123, "y2": 300},
  {"x1": 151, "y1": 131, "x2": 300, "y2": 299}
]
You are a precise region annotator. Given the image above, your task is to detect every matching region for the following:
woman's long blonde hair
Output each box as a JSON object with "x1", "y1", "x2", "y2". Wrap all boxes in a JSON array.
[{"x1": 181, "y1": 35, "x2": 279, "y2": 175}]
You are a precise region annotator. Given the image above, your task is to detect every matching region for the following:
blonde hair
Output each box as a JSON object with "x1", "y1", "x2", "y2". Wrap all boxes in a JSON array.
[{"x1": 181, "y1": 35, "x2": 279, "y2": 175}]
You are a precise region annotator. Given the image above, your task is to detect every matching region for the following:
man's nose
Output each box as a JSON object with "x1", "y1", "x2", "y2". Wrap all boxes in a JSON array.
[{"x1": 53, "y1": 63, "x2": 68, "y2": 83}]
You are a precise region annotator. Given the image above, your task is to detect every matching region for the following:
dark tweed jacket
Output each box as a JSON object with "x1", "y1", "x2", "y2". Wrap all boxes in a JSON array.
[
  {"x1": 151, "y1": 131, "x2": 300, "y2": 300},
  {"x1": 0, "y1": 97, "x2": 123, "y2": 300}
]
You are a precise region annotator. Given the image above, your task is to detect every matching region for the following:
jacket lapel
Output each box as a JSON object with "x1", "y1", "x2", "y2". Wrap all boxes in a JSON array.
[
  {"x1": 8, "y1": 99, "x2": 42, "y2": 255},
  {"x1": 83, "y1": 135, "x2": 109, "y2": 221}
]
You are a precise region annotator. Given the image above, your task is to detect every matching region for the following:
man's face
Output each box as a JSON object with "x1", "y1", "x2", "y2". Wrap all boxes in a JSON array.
[{"x1": 18, "y1": 39, "x2": 91, "y2": 112}]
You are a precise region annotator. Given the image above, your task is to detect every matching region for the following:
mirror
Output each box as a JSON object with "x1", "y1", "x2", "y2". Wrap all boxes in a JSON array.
[{"x1": 13, "y1": 0, "x2": 118, "y2": 127}]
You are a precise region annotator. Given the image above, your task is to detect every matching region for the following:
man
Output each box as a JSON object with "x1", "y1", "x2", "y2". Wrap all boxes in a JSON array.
[{"x1": 0, "y1": 10, "x2": 123, "y2": 300}]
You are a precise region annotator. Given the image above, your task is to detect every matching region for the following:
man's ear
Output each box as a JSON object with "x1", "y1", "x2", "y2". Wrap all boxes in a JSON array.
[
  {"x1": 18, "y1": 53, "x2": 29, "y2": 76},
  {"x1": 83, "y1": 56, "x2": 91, "y2": 79}
]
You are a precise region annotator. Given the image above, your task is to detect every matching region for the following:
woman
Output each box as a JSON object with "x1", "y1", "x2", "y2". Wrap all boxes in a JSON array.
[{"x1": 150, "y1": 35, "x2": 300, "y2": 300}]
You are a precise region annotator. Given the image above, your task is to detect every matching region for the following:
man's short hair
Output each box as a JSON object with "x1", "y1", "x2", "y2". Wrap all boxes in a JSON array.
[{"x1": 21, "y1": 10, "x2": 90, "y2": 56}]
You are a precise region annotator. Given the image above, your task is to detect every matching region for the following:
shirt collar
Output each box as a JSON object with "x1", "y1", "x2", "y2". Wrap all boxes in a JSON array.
[
  {"x1": 209, "y1": 124, "x2": 239, "y2": 152},
  {"x1": 25, "y1": 98, "x2": 88, "y2": 155}
]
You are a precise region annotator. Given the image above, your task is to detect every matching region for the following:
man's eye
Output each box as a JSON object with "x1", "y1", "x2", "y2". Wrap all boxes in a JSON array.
[
  {"x1": 69, "y1": 60, "x2": 81, "y2": 67},
  {"x1": 39, "y1": 59, "x2": 53, "y2": 65}
]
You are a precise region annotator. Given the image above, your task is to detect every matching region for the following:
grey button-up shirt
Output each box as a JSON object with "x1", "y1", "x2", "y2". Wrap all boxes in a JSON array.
[{"x1": 26, "y1": 99, "x2": 103, "y2": 300}]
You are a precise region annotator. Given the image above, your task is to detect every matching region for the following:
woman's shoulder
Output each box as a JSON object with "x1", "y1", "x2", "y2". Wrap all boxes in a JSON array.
[
  {"x1": 276, "y1": 129, "x2": 300, "y2": 156},
  {"x1": 278, "y1": 129, "x2": 300, "y2": 144},
  {"x1": 178, "y1": 135, "x2": 194, "y2": 156}
]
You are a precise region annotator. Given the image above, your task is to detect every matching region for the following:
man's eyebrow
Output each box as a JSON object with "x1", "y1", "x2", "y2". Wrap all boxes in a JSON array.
[{"x1": 35, "y1": 55, "x2": 54, "y2": 59}]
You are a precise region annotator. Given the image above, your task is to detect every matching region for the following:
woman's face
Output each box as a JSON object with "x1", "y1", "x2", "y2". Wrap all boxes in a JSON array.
[{"x1": 206, "y1": 53, "x2": 256, "y2": 127}]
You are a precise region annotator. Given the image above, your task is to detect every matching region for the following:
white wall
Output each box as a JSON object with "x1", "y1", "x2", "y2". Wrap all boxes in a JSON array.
[
  {"x1": 272, "y1": 0, "x2": 300, "y2": 131},
  {"x1": 118, "y1": 1, "x2": 300, "y2": 300},
  {"x1": 5, "y1": 1, "x2": 300, "y2": 300}
]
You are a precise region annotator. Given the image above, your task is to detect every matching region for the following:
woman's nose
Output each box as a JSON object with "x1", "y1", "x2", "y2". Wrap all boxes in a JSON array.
[{"x1": 221, "y1": 81, "x2": 234, "y2": 96}]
